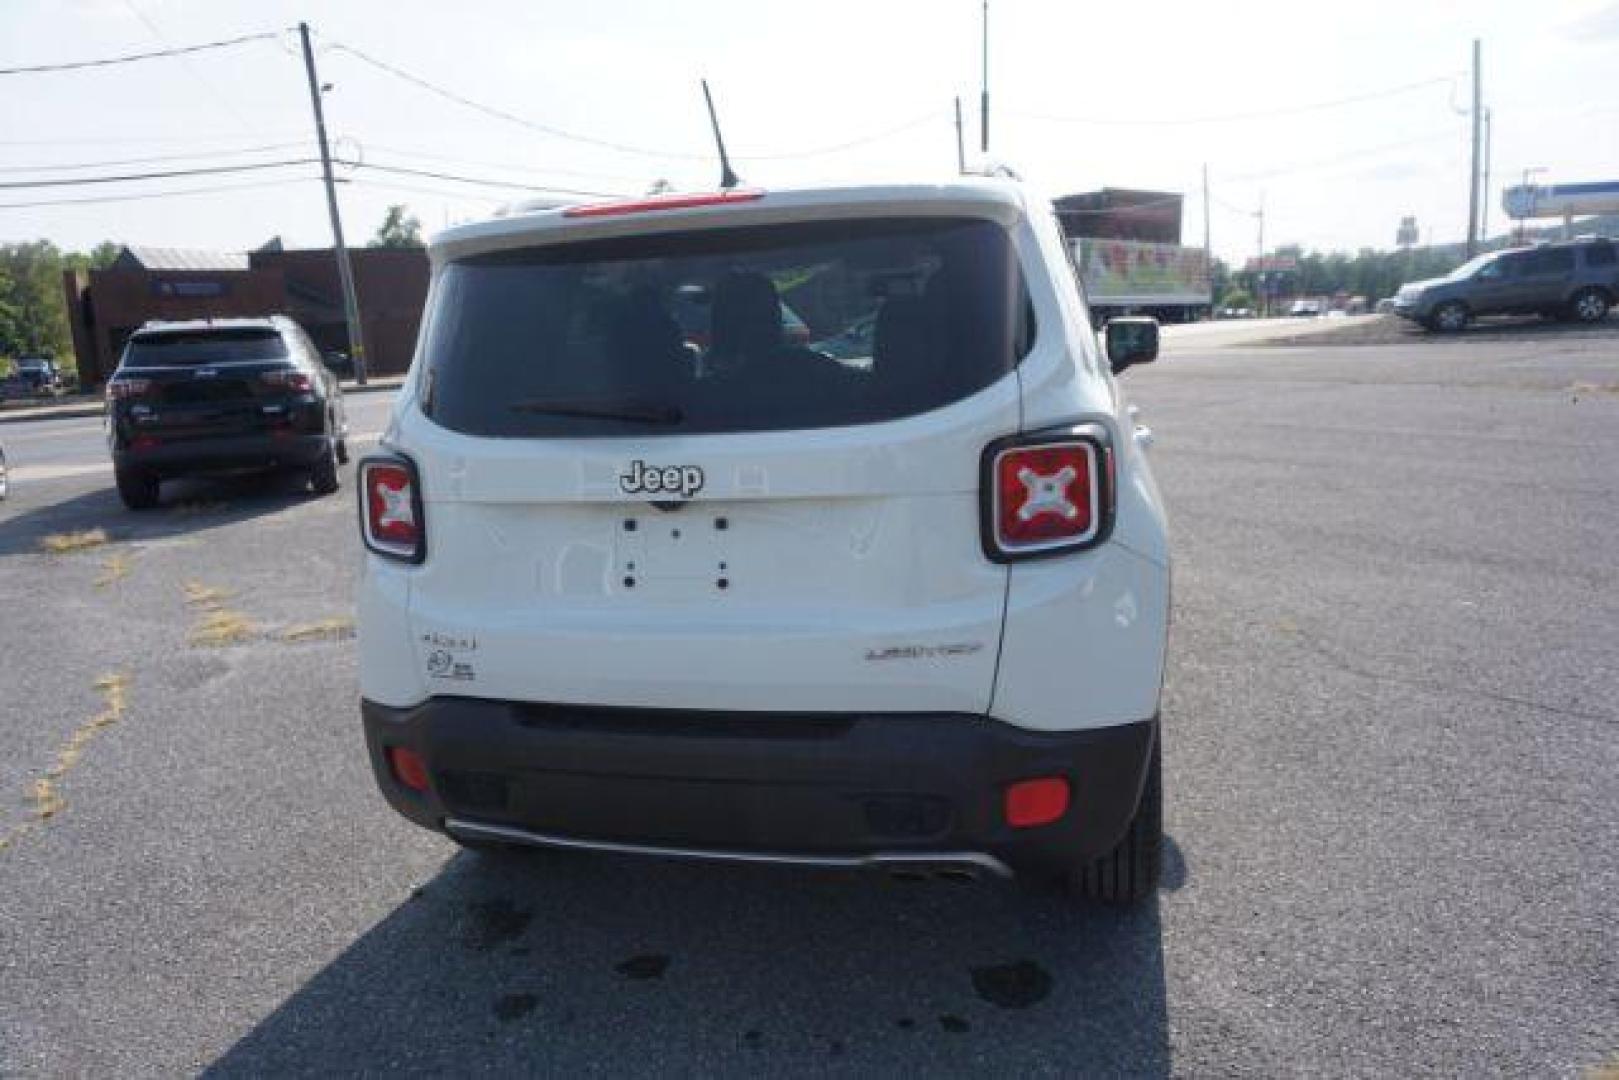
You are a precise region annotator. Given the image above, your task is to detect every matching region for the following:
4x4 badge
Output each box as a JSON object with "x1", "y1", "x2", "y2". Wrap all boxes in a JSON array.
[{"x1": 620, "y1": 460, "x2": 704, "y2": 499}]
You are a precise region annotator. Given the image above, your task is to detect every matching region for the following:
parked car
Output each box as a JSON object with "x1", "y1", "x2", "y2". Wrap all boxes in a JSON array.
[
  {"x1": 1374, "y1": 297, "x2": 1397, "y2": 314},
  {"x1": 357, "y1": 180, "x2": 1171, "y2": 906},
  {"x1": 1288, "y1": 298, "x2": 1324, "y2": 317},
  {"x1": 5, "y1": 358, "x2": 64, "y2": 397},
  {"x1": 104, "y1": 316, "x2": 349, "y2": 509},
  {"x1": 1392, "y1": 237, "x2": 1619, "y2": 331},
  {"x1": 0, "y1": 441, "x2": 8, "y2": 500}
]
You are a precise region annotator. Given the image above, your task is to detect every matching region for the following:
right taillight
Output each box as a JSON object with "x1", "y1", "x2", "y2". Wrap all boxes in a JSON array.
[
  {"x1": 982, "y1": 424, "x2": 1114, "y2": 562},
  {"x1": 106, "y1": 377, "x2": 151, "y2": 400},
  {"x1": 359, "y1": 454, "x2": 425, "y2": 563}
]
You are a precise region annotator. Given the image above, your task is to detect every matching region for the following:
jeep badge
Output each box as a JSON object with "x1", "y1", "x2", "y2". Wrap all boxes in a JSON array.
[{"x1": 620, "y1": 460, "x2": 704, "y2": 499}]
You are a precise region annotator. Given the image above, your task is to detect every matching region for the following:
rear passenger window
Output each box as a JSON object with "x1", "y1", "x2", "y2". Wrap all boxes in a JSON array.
[
  {"x1": 420, "y1": 217, "x2": 1031, "y2": 438},
  {"x1": 1525, "y1": 249, "x2": 1576, "y2": 274}
]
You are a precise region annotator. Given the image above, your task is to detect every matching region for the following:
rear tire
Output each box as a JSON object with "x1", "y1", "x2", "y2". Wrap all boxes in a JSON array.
[
  {"x1": 1570, "y1": 288, "x2": 1611, "y2": 324},
  {"x1": 1431, "y1": 301, "x2": 1470, "y2": 333},
  {"x1": 1070, "y1": 736, "x2": 1161, "y2": 906},
  {"x1": 309, "y1": 438, "x2": 340, "y2": 495},
  {"x1": 115, "y1": 465, "x2": 160, "y2": 510}
]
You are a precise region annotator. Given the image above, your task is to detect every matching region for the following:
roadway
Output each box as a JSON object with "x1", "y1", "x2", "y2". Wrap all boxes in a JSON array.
[{"x1": 1, "y1": 329, "x2": 1615, "y2": 1076}]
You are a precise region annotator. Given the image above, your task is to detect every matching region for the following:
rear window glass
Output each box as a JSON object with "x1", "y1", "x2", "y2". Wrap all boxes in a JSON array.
[
  {"x1": 122, "y1": 329, "x2": 288, "y2": 368},
  {"x1": 1523, "y1": 248, "x2": 1576, "y2": 275},
  {"x1": 419, "y1": 216, "x2": 1028, "y2": 438}
]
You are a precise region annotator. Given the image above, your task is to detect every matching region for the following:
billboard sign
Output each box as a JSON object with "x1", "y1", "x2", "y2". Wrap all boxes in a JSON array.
[{"x1": 1075, "y1": 239, "x2": 1211, "y2": 304}]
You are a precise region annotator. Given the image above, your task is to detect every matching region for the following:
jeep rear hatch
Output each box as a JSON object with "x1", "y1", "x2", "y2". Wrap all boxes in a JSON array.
[{"x1": 399, "y1": 209, "x2": 1030, "y2": 713}]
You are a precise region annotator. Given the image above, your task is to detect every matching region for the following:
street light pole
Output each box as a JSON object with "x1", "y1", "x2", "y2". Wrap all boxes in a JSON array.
[
  {"x1": 1465, "y1": 38, "x2": 1483, "y2": 258},
  {"x1": 1480, "y1": 107, "x2": 1493, "y2": 245},
  {"x1": 298, "y1": 22, "x2": 367, "y2": 385}
]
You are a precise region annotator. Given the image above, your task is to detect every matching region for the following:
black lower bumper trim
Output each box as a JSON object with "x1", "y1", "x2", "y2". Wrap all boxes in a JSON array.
[
  {"x1": 362, "y1": 697, "x2": 1157, "y2": 879},
  {"x1": 115, "y1": 432, "x2": 326, "y2": 477}
]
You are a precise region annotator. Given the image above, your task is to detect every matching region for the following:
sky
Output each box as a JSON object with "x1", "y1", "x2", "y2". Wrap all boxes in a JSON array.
[{"x1": 2, "y1": 0, "x2": 1617, "y2": 266}]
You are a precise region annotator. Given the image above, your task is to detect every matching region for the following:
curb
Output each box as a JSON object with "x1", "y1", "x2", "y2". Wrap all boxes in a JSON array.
[{"x1": 0, "y1": 379, "x2": 402, "y2": 427}]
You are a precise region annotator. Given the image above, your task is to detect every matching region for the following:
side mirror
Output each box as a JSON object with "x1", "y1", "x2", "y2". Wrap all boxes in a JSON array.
[
  {"x1": 322, "y1": 351, "x2": 353, "y2": 375},
  {"x1": 1105, "y1": 316, "x2": 1160, "y2": 374}
]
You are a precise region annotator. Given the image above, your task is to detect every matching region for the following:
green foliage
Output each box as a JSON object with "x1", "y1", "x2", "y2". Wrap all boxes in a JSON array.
[
  {"x1": 0, "y1": 241, "x2": 73, "y2": 363},
  {"x1": 370, "y1": 205, "x2": 423, "y2": 249},
  {"x1": 0, "y1": 239, "x2": 120, "y2": 368},
  {"x1": 1240, "y1": 244, "x2": 1465, "y2": 302},
  {"x1": 1219, "y1": 287, "x2": 1255, "y2": 311}
]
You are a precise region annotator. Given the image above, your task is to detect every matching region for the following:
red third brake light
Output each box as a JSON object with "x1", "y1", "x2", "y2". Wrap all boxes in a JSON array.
[
  {"x1": 563, "y1": 188, "x2": 765, "y2": 219},
  {"x1": 359, "y1": 456, "x2": 425, "y2": 563}
]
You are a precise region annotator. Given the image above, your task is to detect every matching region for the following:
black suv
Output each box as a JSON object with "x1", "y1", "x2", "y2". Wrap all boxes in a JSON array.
[
  {"x1": 1392, "y1": 237, "x2": 1619, "y2": 331},
  {"x1": 105, "y1": 317, "x2": 349, "y2": 510}
]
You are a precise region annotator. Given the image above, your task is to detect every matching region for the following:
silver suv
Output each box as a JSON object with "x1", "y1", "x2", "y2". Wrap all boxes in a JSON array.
[{"x1": 1392, "y1": 238, "x2": 1618, "y2": 331}]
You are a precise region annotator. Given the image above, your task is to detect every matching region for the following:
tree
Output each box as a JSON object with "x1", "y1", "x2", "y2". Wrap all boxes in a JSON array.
[
  {"x1": 0, "y1": 241, "x2": 73, "y2": 360},
  {"x1": 370, "y1": 205, "x2": 423, "y2": 248}
]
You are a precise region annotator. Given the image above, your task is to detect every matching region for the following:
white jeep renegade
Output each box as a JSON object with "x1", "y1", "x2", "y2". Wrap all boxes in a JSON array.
[{"x1": 357, "y1": 180, "x2": 1170, "y2": 904}]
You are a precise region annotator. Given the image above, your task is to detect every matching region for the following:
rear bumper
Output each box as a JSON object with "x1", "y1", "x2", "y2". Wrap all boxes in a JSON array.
[
  {"x1": 361, "y1": 696, "x2": 1157, "y2": 879},
  {"x1": 114, "y1": 432, "x2": 326, "y2": 476}
]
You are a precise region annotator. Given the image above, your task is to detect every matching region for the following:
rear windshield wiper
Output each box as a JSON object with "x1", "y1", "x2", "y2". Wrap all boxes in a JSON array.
[{"x1": 508, "y1": 398, "x2": 684, "y2": 425}]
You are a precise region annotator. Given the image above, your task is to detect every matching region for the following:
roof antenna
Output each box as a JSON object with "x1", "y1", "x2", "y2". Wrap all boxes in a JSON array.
[{"x1": 701, "y1": 79, "x2": 741, "y2": 190}]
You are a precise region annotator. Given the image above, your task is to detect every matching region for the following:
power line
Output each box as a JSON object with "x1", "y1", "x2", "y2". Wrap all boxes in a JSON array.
[
  {"x1": 329, "y1": 39, "x2": 946, "y2": 163},
  {"x1": 1221, "y1": 128, "x2": 1461, "y2": 184},
  {"x1": 1012, "y1": 76, "x2": 1457, "y2": 127},
  {"x1": 358, "y1": 142, "x2": 651, "y2": 185},
  {"x1": 0, "y1": 142, "x2": 311, "y2": 174},
  {"x1": 729, "y1": 110, "x2": 946, "y2": 161},
  {"x1": 120, "y1": 0, "x2": 257, "y2": 133},
  {"x1": 348, "y1": 161, "x2": 620, "y2": 198},
  {"x1": 0, "y1": 30, "x2": 280, "y2": 75},
  {"x1": 0, "y1": 159, "x2": 321, "y2": 190},
  {"x1": 0, "y1": 176, "x2": 315, "y2": 210},
  {"x1": 327, "y1": 40, "x2": 708, "y2": 160}
]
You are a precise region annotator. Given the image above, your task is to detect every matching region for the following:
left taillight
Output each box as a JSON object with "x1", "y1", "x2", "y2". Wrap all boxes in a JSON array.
[
  {"x1": 359, "y1": 454, "x2": 425, "y2": 563},
  {"x1": 981, "y1": 424, "x2": 1114, "y2": 562}
]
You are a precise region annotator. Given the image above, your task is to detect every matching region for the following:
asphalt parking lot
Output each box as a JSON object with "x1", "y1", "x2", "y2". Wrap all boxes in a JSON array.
[{"x1": 1, "y1": 330, "x2": 1615, "y2": 1077}]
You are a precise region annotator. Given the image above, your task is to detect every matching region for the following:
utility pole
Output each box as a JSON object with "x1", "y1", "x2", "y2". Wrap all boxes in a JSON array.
[
  {"x1": 954, "y1": 96, "x2": 966, "y2": 174},
  {"x1": 299, "y1": 22, "x2": 367, "y2": 385},
  {"x1": 1255, "y1": 194, "x2": 1266, "y2": 317},
  {"x1": 1465, "y1": 38, "x2": 1482, "y2": 258},
  {"x1": 1202, "y1": 164, "x2": 1212, "y2": 313},
  {"x1": 979, "y1": 0, "x2": 990, "y2": 155},
  {"x1": 1480, "y1": 107, "x2": 1493, "y2": 245}
]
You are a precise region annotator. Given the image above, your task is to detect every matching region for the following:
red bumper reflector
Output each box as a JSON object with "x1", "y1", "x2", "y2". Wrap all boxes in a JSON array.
[
  {"x1": 388, "y1": 747, "x2": 430, "y2": 793},
  {"x1": 1004, "y1": 777, "x2": 1070, "y2": 828},
  {"x1": 130, "y1": 435, "x2": 161, "y2": 451}
]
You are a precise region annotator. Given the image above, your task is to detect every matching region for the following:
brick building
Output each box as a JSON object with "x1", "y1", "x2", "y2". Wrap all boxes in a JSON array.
[{"x1": 62, "y1": 243, "x2": 429, "y2": 385}]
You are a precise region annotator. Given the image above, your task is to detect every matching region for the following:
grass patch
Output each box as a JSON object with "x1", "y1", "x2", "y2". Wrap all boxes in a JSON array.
[
  {"x1": 183, "y1": 580, "x2": 233, "y2": 608},
  {"x1": 1, "y1": 672, "x2": 129, "y2": 852},
  {"x1": 189, "y1": 609, "x2": 255, "y2": 647},
  {"x1": 39, "y1": 528, "x2": 108, "y2": 554},
  {"x1": 184, "y1": 581, "x2": 255, "y2": 647},
  {"x1": 94, "y1": 553, "x2": 130, "y2": 588},
  {"x1": 281, "y1": 616, "x2": 356, "y2": 643}
]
